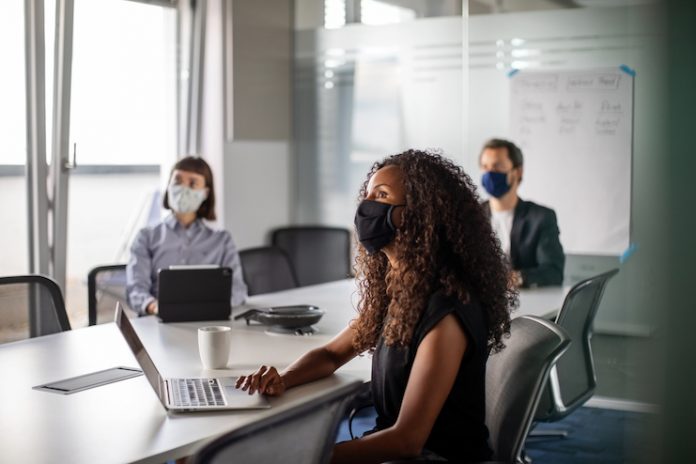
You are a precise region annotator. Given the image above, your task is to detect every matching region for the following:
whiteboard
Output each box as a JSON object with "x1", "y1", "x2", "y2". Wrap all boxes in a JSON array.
[{"x1": 510, "y1": 67, "x2": 634, "y2": 255}]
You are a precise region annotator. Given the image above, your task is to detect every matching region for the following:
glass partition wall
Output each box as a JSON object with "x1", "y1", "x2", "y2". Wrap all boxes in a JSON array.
[
  {"x1": 293, "y1": 11, "x2": 465, "y2": 228},
  {"x1": 465, "y1": 3, "x2": 664, "y2": 431},
  {"x1": 293, "y1": 0, "x2": 663, "y2": 426}
]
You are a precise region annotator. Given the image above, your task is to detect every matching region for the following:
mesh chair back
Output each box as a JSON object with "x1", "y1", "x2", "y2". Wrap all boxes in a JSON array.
[
  {"x1": 486, "y1": 316, "x2": 570, "y2": 463},
  {"x1": 271, "y1": 227, "x2": 352, "y2": 286},
  {"x1": 190, "y1": 380, "x2": 363, "y2": 464},
  {"x1": 0, "y1": 275, "x2": 71, "y2": 343},
  {"x1": 87, "y1": 264, "x2": 128, "y2": 326},
  {"x1": 535, "y1": 268, "x2": 619, "y2": 421},
  {"x1": 239, "y1": 247, "x2": 299, "y2": 296}
]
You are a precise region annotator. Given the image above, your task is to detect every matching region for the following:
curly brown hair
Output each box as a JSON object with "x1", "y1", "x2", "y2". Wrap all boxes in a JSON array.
[{"x1": 352, "y1": 150, "x2": 516, "y2": 354}]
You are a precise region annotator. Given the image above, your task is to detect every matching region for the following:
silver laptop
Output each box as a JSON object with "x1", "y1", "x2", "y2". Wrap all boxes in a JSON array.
[{"x1": 115, "y1": 303, "x2": 270, "y2": 412}]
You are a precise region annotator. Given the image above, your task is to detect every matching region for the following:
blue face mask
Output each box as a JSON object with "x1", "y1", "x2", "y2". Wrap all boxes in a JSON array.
[{"x1": 481, "y1": 171, "x2": 511, "y2": 198}]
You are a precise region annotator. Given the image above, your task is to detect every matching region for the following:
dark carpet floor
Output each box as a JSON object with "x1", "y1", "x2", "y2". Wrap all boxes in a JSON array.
[
  {"x1": 526, "y1": 406, "x2": 657, "y2": 463},
  {"x1": 336, "y1": 405, "x2": 657, "y2": 463}
]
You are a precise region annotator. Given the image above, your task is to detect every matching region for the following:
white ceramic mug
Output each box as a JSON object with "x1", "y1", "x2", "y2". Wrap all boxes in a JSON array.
[{"x1": 198, "y1": 326, "x2": 231, "y2": 369}]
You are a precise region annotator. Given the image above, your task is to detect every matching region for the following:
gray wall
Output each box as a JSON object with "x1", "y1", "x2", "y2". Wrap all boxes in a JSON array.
[{"x1": 217, "y1": 0, "x2": 293, "y2": 248}]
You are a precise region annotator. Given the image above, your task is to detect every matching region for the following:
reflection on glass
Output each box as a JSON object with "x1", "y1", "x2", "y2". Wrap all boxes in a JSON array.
[
  {"x1": 325, "y1": 0, "x2": 346, "y2": 28},
  {"x1": 319, "y1": 0, "x2": 461, "y2": 29},
  {"x1": 361, "y1": 0, "x2": 415, "y2": 25},
  {"x1": 351, "y1": 56, "x2": 402, "y2": 162},
  {"x1": 294, "y1": 18, "x2": 463, "y2": 228}
]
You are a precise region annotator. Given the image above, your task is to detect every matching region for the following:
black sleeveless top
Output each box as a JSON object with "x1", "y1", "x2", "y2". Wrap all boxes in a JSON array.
[{"x1": 369, "y1": 291, "x2": 492, "y2": 461}]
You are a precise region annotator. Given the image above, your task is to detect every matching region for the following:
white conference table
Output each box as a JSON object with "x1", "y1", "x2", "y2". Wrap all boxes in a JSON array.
[
  {"x1": 0, "y1": 279, "x2": 566, "y2": 464},
  {"x1": 239, "y1": 279, "x2": 567, "y2": 377}
]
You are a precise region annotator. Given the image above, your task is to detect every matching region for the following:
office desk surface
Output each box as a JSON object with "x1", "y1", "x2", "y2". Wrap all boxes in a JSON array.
[
  {"x1": 243, "y1": 278, "x2": 568, "y2": 328},
  {"x1": 0, "y1": 320, "x2": 360, "y2": 464},
  {"x1": 0, "y1": 279, "x2": 566, "y2": 464}
]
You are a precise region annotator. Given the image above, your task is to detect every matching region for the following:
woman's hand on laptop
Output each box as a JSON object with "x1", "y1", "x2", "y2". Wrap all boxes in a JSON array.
[{"x1": 236, "y1": 365, "x2": 286, "y2": 396}]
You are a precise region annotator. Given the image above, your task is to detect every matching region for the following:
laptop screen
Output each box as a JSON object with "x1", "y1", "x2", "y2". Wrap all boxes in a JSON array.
[{"x1": 114, "y1": 303, "x2": 167, "y2": 406}]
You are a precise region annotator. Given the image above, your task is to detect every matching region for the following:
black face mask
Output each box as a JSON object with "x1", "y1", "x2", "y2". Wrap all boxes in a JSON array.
[{"x1": 354, "y1": 199, "x2": 405, "y2": 254}]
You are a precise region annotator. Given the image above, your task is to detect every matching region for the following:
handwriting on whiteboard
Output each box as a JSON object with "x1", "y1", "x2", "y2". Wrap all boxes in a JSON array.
[
  {"x1": 513, "y1": 71, "x2": 626, "y2": 137},
  {"x1": 509, "y1": 67, "x2": 633, "y2": 255}
]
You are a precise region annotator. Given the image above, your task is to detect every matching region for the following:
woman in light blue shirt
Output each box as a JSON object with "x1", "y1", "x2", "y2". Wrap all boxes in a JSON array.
[{"x1": 126, "y1": 156, "x2": 248, "y2": 315}]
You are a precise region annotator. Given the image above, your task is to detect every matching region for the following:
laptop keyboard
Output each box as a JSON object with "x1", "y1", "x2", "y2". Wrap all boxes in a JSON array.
[{"x1": 170, "y1": 378, "x2": 226, "y2": 407}]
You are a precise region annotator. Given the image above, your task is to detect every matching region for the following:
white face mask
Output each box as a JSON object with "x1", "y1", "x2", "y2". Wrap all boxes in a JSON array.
[{"x1": 167, "y1": 184, "x2": 208, "y2": 214}]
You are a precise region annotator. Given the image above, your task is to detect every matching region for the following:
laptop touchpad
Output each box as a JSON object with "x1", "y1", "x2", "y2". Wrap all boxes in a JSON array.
[{"x1": 223, "y1": 385, "x2": 271, "y2": 409}]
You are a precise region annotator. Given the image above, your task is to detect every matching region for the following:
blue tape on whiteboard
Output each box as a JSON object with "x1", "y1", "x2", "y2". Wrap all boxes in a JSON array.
[
  {"x1": 507, "y1": 68, "x2": 520, "y2": 78},
  {"x1": 619, "y1": 243, "x2": 638, "y2": 264},
  {"x1": 619, "y1": 64, "x2": 636, "y2": 77}
]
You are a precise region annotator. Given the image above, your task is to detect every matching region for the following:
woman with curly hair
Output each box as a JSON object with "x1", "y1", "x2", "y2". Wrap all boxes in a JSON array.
[{"x1": 237, "y1": 150, "x2": 516, "y2": 463}]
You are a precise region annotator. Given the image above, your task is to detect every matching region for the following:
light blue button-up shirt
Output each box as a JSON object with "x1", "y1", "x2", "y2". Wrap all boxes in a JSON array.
[{"x1": 126, "y1": 214, "x2": 248, "y2": 315}]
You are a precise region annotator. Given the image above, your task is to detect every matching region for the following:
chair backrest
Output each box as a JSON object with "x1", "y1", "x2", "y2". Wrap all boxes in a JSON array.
[
  {"x1": 189, "y1": 380, "x2": 363, "y2": 464},
  {"x1": 535, "y1": 268, "x2": 619, "y2": 421},
  {"x1": 115, "y1": 189, "x2": 162, "y2": 263},
  {"x1": 0, "y1": 274, "x2": 71, "y2": 343},
  {"x1": 239, "y1": 247, "x2": 299, "y2": 296},
  {"x1": 486, "y1": 316, "x2": 570, "y2": 463},
  {"x1": 271, "y1": 226, "x2": 352, "y2": 286},
  {"x1": 87, "y1": 264, "x2": 128, "y2": 326}
]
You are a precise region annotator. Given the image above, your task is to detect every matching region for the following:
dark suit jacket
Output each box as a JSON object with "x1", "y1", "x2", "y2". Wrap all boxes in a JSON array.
[{"x1": 484, "y1": 199, "x2": 565, "y2": 287}]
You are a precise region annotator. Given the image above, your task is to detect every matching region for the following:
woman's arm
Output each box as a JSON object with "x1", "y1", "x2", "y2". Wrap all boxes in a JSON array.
[
  {"x1": 237, "y1": 324, "x2": 360, "y2": 395},
  {"x1": 331, "y1": 313, "x2": 468, "y2": 464},
  {"x1": 126, "y1": 229, "x2": 156, "y2": 315}
]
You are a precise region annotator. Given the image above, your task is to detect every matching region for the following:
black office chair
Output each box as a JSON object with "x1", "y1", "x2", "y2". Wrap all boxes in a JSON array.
[
  {"x1": 239, "y1": 246, "x2": 299, "y2": 296},
  {"x1": 87, "y1": 264, "x2": 128, "y2": 326},
  {"x1": 484, "y1": 316, "x2": 570, "y2": 463},
  {"x1": 189, "y1": 380, "x2": 364, "y2": 464},
  {"x1": 359, "y1": 316, "x2": 570, "y2": 464},
  {"x1": 271, "y1": 226, "x2": 352, "y2": 286},
  {"x1": 0, "y1": 274, "x2": 71, "y2": 343},
  {"x1": 530, "y1": 268, "x2": 619, "y2": 438}
]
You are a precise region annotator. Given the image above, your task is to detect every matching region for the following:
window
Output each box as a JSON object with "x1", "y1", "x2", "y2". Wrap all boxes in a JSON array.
[
  {"x1": 64, "y1": 0, "x2": 177, "y2": 325},
  {"x1": 0, "y1": 1, "x2": 28, "y2": 275}
]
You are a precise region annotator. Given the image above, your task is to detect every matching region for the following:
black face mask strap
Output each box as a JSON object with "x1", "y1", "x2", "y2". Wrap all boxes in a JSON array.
[{"x1": 386, "y1": 204, "x2": 406, "y2": 230}]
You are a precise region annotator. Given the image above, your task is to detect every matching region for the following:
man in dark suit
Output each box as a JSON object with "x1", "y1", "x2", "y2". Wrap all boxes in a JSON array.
[{"x1": 479, "y1": 138, "x2": 564, "y2": 288}]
